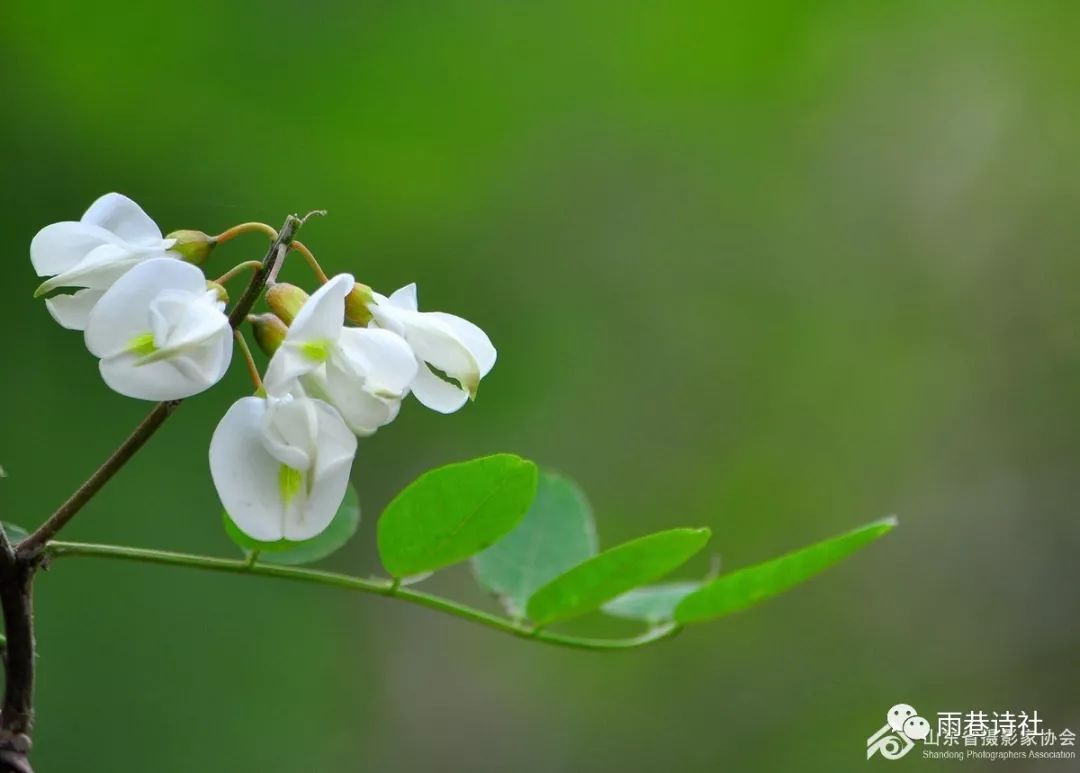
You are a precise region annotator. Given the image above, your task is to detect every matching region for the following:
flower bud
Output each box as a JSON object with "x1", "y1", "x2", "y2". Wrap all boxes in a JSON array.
[
  {"x1": 166, "y1": 230, "x2": 215, "y2": 265},
  {"x1": 206, "y1": 280, "x2": 229, "y2": 303},
  {"x1": 250, "y1": 313, "x2": 288, "y2": 356},
  {"x1": 266, "y1": 283, "x2": 309, "y2": 325},
  {"x1": 345, "y1": 282, "x2": 375, "y2": 325}
]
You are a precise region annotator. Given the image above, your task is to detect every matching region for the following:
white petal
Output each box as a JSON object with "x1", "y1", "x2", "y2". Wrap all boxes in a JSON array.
[
  {"x1": 162, "y1": 327, "x2": 233, "y2": 388},
  {"x1": 387, "y1": 283, "x2": 418, "y2": 311},
  {"x1": 85, "y1": 259, "x2": 207, "y2": 359},
  {"x1": 287, "y1": 273, "x2": 353, "y2": 344},
  {"x1": 426, "y1": 312, "x2": 496, "y2": 377},
  {"x1": 81, "y1": 192, "x2": 164, "y2": 245},
  {"x1": 410, "y1": 361, "x2": 469, "y2": 413},
  {"x1": 44, "y1": 289, "x2": 105, "y2": 331},
  {"x1": 398, "y1": 312, "x2": 480, "y2": 389},
  {"x1": 35, "y1": 243, "x2": 141, "y2": 295},
  {"x1": 210, "y1": 397, "x2": 287, "y2": 541},
  {"x1": 368, "y1": 300, "x2": 407, "y2": 337},
  {"x1": 285, "y1": 399, "x2": 357, "y2": 541},
  {"x1": 99, "y1": 344, "x2": 228, "y2": 400},
  {"x1": 30, "y1": 222, "x2": 117, "y2": 277},
  {"x1": 149, "y1": 290, "x2": 229, "y2": 351},
  {"x1": 337, "y1": 327, "x2": 418, "y2": 397},
  {"x1": 259, "y1": 396, "x2": 318, "y2": 470},
  {"x1": 263, "y1": 344, "x2": 321, "y2": 397},
  {"x1": 311, "y1": 365, "x2": 396, "y2": 436}
]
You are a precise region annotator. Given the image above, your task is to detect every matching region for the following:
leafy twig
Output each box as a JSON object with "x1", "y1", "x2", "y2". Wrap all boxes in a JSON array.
[{"x1": 45, "y1": 541, "x2": 683, "y2": 652}]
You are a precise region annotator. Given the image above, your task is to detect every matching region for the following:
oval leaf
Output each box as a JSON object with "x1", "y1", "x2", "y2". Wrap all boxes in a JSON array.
[
  {"x1": 602, "y1": 581, "x2": 702, "y2": 624},
  {"x1": 675, "y1": 517, "x2": 897, "y2": 624},
  {"x1": 526, "y1": 527, "x2": 711, "y2": 625},
  {"x1": 378, "y1": 454, "x2": 539, "y2": 578},
  {"x1": 223, "y1": 485, "x2": 361, "y2": 566},
  {"x1": 472, "y1": 471, "x2": 598, "y2": 618}
]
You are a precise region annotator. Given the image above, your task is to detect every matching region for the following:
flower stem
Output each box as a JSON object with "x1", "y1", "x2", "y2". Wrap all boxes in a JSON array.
[
  {"x1": 44, "y1": 541, "x2": 682, "y2": 652},
  {"x1": 233, "y1": 331, "x2": 263, "y2": 391},
  {"x1": 291, "y1": 241, "x2": 329, "y2": 284},
  {"x1": 212, "y1": 222, "x2": 279, "y2": 244},
  {"x1": 215, "y1": 260, "x2": 264, "y2": 285}
]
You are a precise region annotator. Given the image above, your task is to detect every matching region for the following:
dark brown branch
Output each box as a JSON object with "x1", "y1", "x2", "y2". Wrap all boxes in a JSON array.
[
  {"x1": 0, "y1": 565, "x2": 34, "y2": 737},
  {"x1": 0, "y1": 526, "x2": 14, "y2": 569}
]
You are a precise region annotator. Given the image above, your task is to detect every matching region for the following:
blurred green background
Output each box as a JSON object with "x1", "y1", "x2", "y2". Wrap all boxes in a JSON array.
[{"x1": 1, "y1": 1, "x2": 1078, "y2": 770}]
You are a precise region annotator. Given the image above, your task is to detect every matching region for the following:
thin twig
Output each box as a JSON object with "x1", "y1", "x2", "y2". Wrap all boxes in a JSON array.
[
  {"x1": 215, "y1": 260, "x2": 263, "y2": 286},
  {"x1": 45, "y1": 541, "x2": 683, "y2": 652},
  {"x1": 16, "y1": 403, "x2": 181, "y2": 559},
  {"x1": 212, "y1": 222, "x2": 278, "y2": 244},
  {"x1": 291, "y1": 241, "x2": 329, "y2": 283},
  {"x1": 233, "y1": 331, "x2": 263, "y2": 391}
]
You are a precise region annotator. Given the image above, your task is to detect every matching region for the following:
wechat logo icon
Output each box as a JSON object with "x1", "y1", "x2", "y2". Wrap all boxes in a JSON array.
[{"x1": 867, "y1": 704, "x2": 931, "y2": 760}]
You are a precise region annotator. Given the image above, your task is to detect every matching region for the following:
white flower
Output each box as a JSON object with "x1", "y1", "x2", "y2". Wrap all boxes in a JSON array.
[
  {"x1": 368, "y1": 283, "x2": 496, "y2": 414},
  {"x1": 31, "y1": 193, "x2": 181, "y2": 330},
  {"x1": 264, "y1": 274, "x2": 418, "y2": 435},
  {"x1": 84, "y1": 258, "x2": 233, "y2": 400},
  {"x1": 209, "y1": 393, "x2": 358, "y2": 541}
]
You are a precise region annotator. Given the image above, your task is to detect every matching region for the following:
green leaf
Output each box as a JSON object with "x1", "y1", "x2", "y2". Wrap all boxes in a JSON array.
[
  {"x1": 602, "y1": 581, "x2": 702, "y2": 624},
  {"x1": 2, "y1": 522, "x2": 28, "y2": 542},
  {"x1": 377, "y1": 454, "x2": 539, "y2": 578},
  {"x1": 675, "y1": 517, "x2": 897, "y2": 624},
  {"x1": 223, "y1": 485, "x2": 361, "y2": 566},
  {"x1": 472, "y1": 471, "x2": 598, "y2": 618},
  {"x1": 526, "y1": 528, "x2": 711, "y2": 625}
]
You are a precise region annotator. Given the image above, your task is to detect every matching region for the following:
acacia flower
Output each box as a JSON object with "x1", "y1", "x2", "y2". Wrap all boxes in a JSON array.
[
  {"x1": 367, "y1": 283, "x2": 496, "y2": 414},
  {"x1": 31, "y1": 193, "x2": 181, "y2": 330},
  {"x1": 84, "y1": 259, "x2": 233, "y2": 400},
  {"x1": 264, "y1": 275, "x2": 418, "y2": 435},
  {"x1": 209, "y1": 393, "x2": 358, "y2": 541}
]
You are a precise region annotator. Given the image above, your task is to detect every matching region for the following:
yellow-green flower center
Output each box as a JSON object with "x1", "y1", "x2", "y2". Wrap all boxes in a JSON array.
[
  {"x1": 278, "y1": 465, "x2": 304, "y2": 504},
  {"x1": 127, "y1": 332, "x2": 157, "y2": 357},
  {"x1": 301, "y1": 339, "x2": 331, "y2": 362}
]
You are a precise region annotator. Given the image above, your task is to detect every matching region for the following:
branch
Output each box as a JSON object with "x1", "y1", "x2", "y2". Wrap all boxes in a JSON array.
[
  {"x1": 16, "y1": 403, "x2": 180, "y2": 559},
  {"x1": 0, "y1": 563, "x2": 34, "y2": 754},
  {"x1": 0, "y1": 526, "x2": 15, "y2": 569},
  {"x1": 45, "y1": 541, "x2": 683, "y2": 652},
  {"x1": 17, "y1": 214, "x2": 312, "y2": 559}
]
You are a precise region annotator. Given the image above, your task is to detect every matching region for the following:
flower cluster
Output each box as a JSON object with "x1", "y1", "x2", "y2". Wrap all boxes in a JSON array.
[{"x1": 32, "y1": 193, "x2": 495, "y2": 542}]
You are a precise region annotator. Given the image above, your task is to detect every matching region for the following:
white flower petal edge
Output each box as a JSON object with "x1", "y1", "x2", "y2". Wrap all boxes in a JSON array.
[
  {"x1": 263, "y1": 274, "x2": 354, "y2": 396},
  {"x1": 85, "y1": 258, "x2": 233, "y2": 401},
  {"x1": 265, "y1": 274, "x2": 419, "y2": 435},
  {"x1": 210, "y1": 395, "x2": 357, "y2": 542},
  {"x1": 31, "y1": 193, "x2": 179, "y2": 330},
  {"x1": 45, "y1": 289, "x2": 105, "y2": 330},
  {"x1": 305, "y1": 327, "x2": 419, "y2": 435},
  {"x1": 369, "y1": 283, "x2": 496, "y2": 413}
]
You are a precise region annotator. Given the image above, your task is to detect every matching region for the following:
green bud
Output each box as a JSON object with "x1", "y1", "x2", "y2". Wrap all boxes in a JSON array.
[
  {"x1": 345, "y1": 282, "x2": 375, "y2": 325},
  {"x1": 250, "y1": 313, "x2": 288, "y2": 356},
  {"x1": 206, "y1": 280, "x2": 229, "y2": 303},
  {"x1": 265, "y1": 283, "x2": 309, "y2": 325},
  {"x1": 166, "y1": 230, "x2": 215, "y2": 265}
]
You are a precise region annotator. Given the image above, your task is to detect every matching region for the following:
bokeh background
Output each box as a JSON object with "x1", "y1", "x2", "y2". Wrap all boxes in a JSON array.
[{"x1": 1, "y1": 1, "x2": 1078, "y2": 771}]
